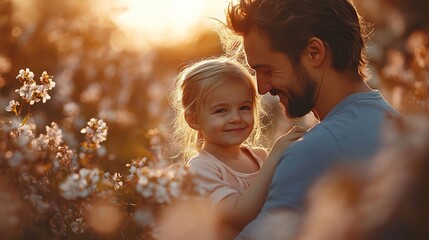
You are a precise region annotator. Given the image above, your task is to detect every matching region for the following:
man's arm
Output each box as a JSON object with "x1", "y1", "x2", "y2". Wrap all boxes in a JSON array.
[
  {"x1": 236, "y1": 125, "x2": 336, "y2": 239},
  {"x1": 236, "y1": 208, "x2": 302, "y2": 240}
]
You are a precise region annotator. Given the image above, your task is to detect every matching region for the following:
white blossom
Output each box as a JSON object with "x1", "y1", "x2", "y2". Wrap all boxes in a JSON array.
[
  {"x1": 16, "y1": 68, "x2": 34, "y2": 81},
  {"x1": 59, "y1": 168, "x2": 100, "y2": 200},
  {"x1": 45, "y1": 122, "x2": 63, "y2": 147},
  {"x1": 155, "y1": 185, "x2": 169, "y2": 204},
  {"x1": 39, "y1": 71, "x2": 55, "y2": 89},
  {"x1": 14, "y1": 69, "x2": 55, "y2": 105},
  {"x1": 31, "y1": 134, "x2": 50, "y2": 151},
  {"x1": 31, "y1": 122, "x2": 63, "y2": 151},
  {"x1": 81, "y1": 118, "x2": 108, "y2": 148},
  {"x1": 71, "y1": 218, "x2": 86, "y2": 234},
  {"x1": 5, "y1": 100, "x2": 19, "y2": 113},
  {"x1": 15, "y1": 124, "x2": 35, "y2": 147},
  {"x1": 102, "y1": 172, "x2": 124, "y2": 191},
  {"x1": 169, "y1": 181, "x2": 181, "y2": 198}
]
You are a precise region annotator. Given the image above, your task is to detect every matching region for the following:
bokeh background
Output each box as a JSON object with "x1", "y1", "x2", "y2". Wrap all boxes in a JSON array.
[
  {"x1": 0, "y1": 0, "x2": 231, "y2": 173},
  {"x1": 1, "y1": 0, "x2": 428, "y2": 168},
  {"x1": 0, "y1": 0, "x2": 428, "y2": 238}
]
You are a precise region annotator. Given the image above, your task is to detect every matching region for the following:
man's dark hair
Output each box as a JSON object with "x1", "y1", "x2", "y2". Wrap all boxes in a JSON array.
[{"x1": 227, "y1": 0, "x2": 372, "y2": 81}]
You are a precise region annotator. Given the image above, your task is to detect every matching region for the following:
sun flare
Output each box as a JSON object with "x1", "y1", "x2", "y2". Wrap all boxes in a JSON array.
[{"x1": 114, "y1": 0, "x2": 229, "y2": 49}]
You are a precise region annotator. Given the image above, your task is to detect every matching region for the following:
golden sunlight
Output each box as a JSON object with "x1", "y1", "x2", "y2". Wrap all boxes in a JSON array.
[{"x1": 113, "y1": 0, "x2": 230, "y2": 49}]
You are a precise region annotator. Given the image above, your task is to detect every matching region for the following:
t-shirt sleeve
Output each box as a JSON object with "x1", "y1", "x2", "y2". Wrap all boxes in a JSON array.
[{"x1": 188, "y1": 158, "x2": 238, "y2": 205}]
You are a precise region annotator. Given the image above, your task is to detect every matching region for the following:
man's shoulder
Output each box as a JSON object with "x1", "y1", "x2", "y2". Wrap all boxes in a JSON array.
[
  {"x1": 282, "y1": 124, "x2": 338, "y2": 163},
  {"x1": 317, "y1": 97, "x2": 396, "y2": 140},
  {"x1": 291, "y1": 123, "x2": 338, "y2": 151},
  {"x1": 283, "y1": 97, "x2": 396, "y2": 164},
  {"x1": 327, "y1": 91, "x2": 400, "y2": 122}
]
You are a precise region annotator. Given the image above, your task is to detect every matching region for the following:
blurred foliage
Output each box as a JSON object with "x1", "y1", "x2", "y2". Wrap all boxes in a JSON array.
[
  {"x1": 0, "y1": 0, "x2": 223, "y2": 173},
  {"x1": 355, "y1": 0, "x2": 429, "y2": 115},
  {"x1": 0, "y1": 2, "x2": 224, "y2": 236}
]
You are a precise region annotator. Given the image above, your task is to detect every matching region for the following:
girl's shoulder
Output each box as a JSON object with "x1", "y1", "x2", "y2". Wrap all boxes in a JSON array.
[
  {"x1": 186, "y1": 151, "x2": 223, "y2": 169},
  {"x1": 244, "y1": 146, "x2": 268, "y2": 162},
  {"x1": 186, "y1": 151, "x2": 228, "y2": 179}
]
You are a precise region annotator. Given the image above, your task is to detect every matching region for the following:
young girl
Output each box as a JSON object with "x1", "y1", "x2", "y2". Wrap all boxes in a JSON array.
[{"x1": 170, "y1": 56, "x2": 304, "y2": 236}]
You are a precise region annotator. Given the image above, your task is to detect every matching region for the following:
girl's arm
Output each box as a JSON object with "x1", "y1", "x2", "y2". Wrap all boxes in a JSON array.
[{"x1": 218, "y1": 125, "x2": 306, "y2": 230}]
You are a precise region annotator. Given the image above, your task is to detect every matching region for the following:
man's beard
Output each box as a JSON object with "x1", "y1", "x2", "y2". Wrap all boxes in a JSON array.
[{"x1": 277, "y1": 65, "x2": 318, "y2": 119}]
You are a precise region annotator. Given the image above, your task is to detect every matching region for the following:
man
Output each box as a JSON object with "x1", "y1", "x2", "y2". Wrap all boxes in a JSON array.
[{"x1": 225, "y1": 0, "x2": 400, "y2": 239}]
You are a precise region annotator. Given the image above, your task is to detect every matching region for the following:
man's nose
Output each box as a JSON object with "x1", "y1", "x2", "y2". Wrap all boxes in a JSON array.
[{"x1": 257, "y1": 78, "x2": 272, "y2": 95}]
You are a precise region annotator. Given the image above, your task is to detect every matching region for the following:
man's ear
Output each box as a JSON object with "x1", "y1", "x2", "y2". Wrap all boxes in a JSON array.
[
  {"x1": 303, "y1": 37, "x2": 325, "y2": 67},
  {"x1": 185, "y1": 113, "x2": 199, "y2": 130}
]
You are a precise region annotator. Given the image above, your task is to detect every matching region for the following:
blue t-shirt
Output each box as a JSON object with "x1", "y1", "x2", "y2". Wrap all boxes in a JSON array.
[{"x1": 237, "y1": 91, "x2": 400, "y2": 239}]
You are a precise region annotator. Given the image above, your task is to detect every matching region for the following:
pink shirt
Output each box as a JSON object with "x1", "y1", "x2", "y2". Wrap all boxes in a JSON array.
[{"x1": 187, "y1": 146, "x2": 267, "y2": 206}]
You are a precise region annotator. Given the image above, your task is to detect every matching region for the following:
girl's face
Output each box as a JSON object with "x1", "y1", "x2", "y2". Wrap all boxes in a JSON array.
[{"x1": 196, "y1": 80, "x2": 255, "y2": 150}]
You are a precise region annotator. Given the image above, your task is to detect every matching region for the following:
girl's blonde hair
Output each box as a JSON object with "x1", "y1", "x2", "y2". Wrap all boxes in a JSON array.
[{"x1": 170, "y1": 56, "x2": 265, "y2": 161}]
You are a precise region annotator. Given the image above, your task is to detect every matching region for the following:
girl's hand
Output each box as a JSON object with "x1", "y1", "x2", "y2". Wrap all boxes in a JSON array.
[{"x1": 270, "y1": 125, "x2": 306, "y2": 157}]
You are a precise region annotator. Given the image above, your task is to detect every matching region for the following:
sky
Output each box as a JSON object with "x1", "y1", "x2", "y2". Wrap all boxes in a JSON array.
[{"x1": 113, "y1": 0, "x2": 231, "y2": 49}]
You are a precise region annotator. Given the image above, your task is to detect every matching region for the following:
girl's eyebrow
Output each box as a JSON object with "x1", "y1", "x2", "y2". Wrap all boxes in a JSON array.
[
  {"x1": 209, "y1": 100, "x2": 253, "y2": 110},
  {"x1": 241, "y1": 100, "x2": 253, "y2": 105},
  {"x1": 209, "y1": 103, "x2": 227, "y2": 110}
]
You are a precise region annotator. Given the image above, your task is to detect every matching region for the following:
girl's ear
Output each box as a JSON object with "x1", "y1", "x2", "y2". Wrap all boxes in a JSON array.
[{"x1": 185, "y1": 113, "x2": 199, "y2": 130}]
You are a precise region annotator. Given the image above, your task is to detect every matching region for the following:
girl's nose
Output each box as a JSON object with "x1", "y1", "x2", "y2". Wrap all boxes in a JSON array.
[{"x1": 228, "y1": 111, "x2": 241, "y2": 123}]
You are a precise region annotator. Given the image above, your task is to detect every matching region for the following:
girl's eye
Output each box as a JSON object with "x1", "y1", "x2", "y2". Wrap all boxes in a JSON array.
[
  {"x1": 240, "y1": 105, "x2": 252, "y2": 111},
  {"x1": 214, "y1": 108, "x2": 226, "y2": 114}
]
